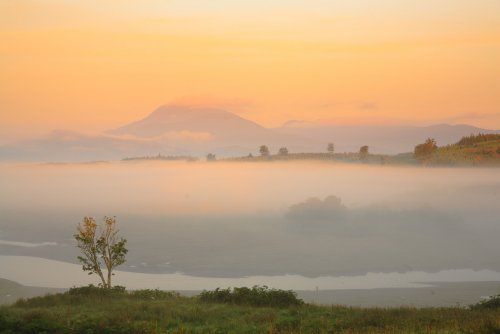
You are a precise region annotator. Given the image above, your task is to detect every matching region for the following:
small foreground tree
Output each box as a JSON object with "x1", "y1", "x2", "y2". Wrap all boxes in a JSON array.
[{"x1": 74, "y1": 216, "x2": 128, "y2": 288}]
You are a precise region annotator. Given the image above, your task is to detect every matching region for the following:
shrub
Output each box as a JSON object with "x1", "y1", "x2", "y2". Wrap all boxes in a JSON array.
[
  {"x1": 67, "y1": 284, "x2": 126, "y2": 297},
  {"x1": 130, "y1": 289, "x2": 180, "y2": 300},
  {"x1": 199, "y1": 285, "x2": 304, "y2": 307},
  {"x1": 471, "y1": 295, "x2": 500, "y2": 310}
]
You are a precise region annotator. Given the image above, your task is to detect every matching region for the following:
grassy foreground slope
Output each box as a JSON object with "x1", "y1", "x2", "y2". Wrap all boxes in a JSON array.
[{"x1": 1, "y1": 287, "x2": 500, "y2": 334}]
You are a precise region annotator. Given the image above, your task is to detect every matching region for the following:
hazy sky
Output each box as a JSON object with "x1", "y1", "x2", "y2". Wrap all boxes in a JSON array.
[{"x1": 1, "y1": 0, "x2": 500, "y2": 140}]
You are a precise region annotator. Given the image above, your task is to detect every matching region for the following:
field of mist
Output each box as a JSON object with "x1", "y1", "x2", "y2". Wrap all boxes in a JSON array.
[{"x1": 0, "y1": 161, "x2": 499, "y2": 285}]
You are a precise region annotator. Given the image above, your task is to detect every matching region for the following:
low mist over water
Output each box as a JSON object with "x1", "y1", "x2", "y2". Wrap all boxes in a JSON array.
[{"x1": 1, "y1": 161, "x2": 499, "y2": 281}]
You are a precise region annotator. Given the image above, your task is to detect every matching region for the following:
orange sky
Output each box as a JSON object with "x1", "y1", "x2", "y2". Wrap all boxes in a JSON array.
[{"x1": 1, "y1": 0, "x2": 499, "y2": 142}]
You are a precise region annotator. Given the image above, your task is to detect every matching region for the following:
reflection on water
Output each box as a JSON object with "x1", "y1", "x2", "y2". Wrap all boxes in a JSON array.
[{"x1": 3, "y1": 256, "x2": 500, "y2": 291}]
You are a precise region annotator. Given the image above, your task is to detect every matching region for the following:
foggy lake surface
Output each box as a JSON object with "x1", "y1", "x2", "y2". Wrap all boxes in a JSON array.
[{"x1": 1, "y1": 161, "x2": 500, "y2": 291}]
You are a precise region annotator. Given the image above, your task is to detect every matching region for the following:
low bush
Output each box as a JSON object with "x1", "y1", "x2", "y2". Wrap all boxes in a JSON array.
[
  {"x1": 67, "y1": 284, "x2": 126, "y2": 296},
  {"x1": 130, "y1": 288, "x2": 180, "y2": 300},
  {"x1": 199, "y1": 285, "x2": 304, "y2": 307},
  {"x1": 471, "y1": 295, "x2": 500, "y2": 310}
]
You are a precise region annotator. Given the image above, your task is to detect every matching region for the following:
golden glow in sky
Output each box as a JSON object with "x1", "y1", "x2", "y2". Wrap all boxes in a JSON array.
[{"x1": 1, "y1": 0, "x2": 499, "y2": 140}]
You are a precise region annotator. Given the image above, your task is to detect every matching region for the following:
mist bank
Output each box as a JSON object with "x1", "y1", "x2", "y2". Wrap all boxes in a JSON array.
[{"x1": 1, "y1": 162, "x2": 499, "y2": 278}]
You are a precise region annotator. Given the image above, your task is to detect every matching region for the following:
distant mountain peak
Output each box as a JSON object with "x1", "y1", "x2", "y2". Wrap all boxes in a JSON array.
[{"x1": 107, "y1": 105, "x2": 267, "y2": 139}]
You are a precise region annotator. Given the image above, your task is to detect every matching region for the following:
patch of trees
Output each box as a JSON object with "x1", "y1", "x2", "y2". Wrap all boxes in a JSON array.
[
  {"x1": 456, "y1": 133, "x2": 500, "y2": 146},
  {"x1": 414, "y1": 138, "x2": 437, "y2": 164}
]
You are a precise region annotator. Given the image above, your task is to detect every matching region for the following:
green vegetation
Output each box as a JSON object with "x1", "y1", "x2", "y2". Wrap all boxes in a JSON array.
[
  {"x1": 2, "y1": 287, "x2": 500, "y2": 333},
  {"x1": 471, "y1": 295, "x2": 500, "y2": 310},
  {"x1": 414, "y1": 134, "x2": 500, "y2": 167},
  {"x1": 199, "y1": 286, "x2": 303, "y2": 308},
  {"x1": 457, "y1": 133, "x2": 500, "y2": 146},
  {"x1": 431, "y1": 135, "x2": 500, "y2": 166}
]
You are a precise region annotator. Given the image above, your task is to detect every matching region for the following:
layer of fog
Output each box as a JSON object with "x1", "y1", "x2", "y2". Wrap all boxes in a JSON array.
[
  {"x1": 4, "y1": 256, "x2": 500, "y2": 291},
  {"x1": 0, "y1": 161, "x2": 499, "y2": 278}
]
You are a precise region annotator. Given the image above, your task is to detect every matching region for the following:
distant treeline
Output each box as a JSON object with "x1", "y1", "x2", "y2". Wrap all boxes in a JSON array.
[
  {"x1": 122, "y1": 154, "x2": 198, "y2": 161},
  {"x1": 456, "y1": 133, "x2": 500, "y2": 146},
  {"x1": 222, "y1": 132, "x2": 499, "y2": 167},
  {"x1": 122, "y1": 133, "x2": 499, "y2": 167},
  {"x1": 227, "y1": 152, "x2": 399, "y2": 164}
]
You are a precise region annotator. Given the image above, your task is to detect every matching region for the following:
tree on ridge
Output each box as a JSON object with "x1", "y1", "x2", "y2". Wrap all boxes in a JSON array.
[{"x1": 74, "y1": 216, "x2": 128, "y2": 288}]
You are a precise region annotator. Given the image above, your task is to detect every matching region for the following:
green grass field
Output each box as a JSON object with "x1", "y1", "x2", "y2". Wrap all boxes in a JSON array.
[{"x1": 2, "y1": 286, "x2": 500, "y2": 333}]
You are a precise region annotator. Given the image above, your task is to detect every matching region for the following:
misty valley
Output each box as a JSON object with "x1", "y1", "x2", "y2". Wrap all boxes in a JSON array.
[{"x1": 1, "y1": 161, "x2": 499, "y2": 307}]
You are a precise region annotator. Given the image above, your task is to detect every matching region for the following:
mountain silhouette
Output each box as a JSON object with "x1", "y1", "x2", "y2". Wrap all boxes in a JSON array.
[
  {"x1": 108, "y1": 105, "x2": 270, "y2": 140},
  {"x1": 1, "y1": 105, "x2": 498, "y2": 161}
]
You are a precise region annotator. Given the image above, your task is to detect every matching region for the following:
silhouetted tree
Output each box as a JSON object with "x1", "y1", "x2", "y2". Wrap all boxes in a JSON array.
[
  {"x1": 359, "y1": 145, "x2": 369, "y2": 162},
  {"x1": 327, "y1": 143, "x2": 335, "y2": 154},
  {"x1": 206, "y1": 153, "x2": 216, "y2": 161},
  {"x1": 414, "y1": 138, "x2": 437, "y2": 165},
  {"x1": 278, "y1": 147, "x2": 289, "y2": 155},
  {"x1": 259, "y1": 145, "x2": 270, "y2": 157}
]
